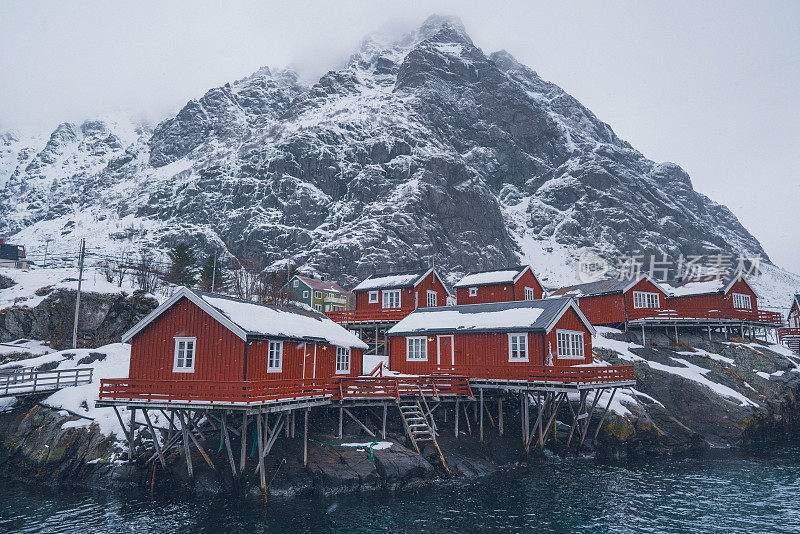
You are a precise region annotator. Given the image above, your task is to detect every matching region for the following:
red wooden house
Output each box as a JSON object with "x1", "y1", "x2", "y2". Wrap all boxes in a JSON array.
[
  {"x1": 788, "y1": 295, "x2": 800, "y2": 329},
  {"x1": 386, "y1": 297, "x2": 597, "y2": 379},
  {"x1": 351, "y1": 268, "x2": 449, "y2": 312},
  {"x1": 453, "y1": 265, "x2": 543, "y2": 305},
  {"x1": 662, "y1": 274, "x2": 766, "y2": 322},
  {"x1": 112, "y1": 287, "x2": 367, "y2": 404},
  {"x1": 549, "y1": 275, "x2": 668, "y2": 325}
]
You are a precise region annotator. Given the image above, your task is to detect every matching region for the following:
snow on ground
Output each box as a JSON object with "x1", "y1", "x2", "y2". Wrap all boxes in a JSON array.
[
  {"x1": 0, "y1": 339, "x2": 53, "y2": 358},
  {"x1": 593, "y1": 327, "x2": 645, "y2": 362},
  {"x1": 677, "y1": 348, "x2": 735, "y2": 365},
  {"x1": 338, "y1": 441, "x2": 392, "y2": 450},
  {"x1": 593, "y1": 326, "x2": 761, "y2": 408},
  {"x1": 0, "y1": 265, "x2": 146, "y2": 309},
  {"x1": 3, "y1": 343, "x2": 135, "y2": 443}
]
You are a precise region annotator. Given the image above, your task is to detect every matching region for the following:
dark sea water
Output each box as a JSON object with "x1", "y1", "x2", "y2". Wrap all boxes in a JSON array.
[{"x1": 2, "y1": 447, "x2": 800, "y2": 534}]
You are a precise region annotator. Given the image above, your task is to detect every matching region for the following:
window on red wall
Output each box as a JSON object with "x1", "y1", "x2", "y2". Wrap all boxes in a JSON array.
[
  {"x1": 557, "y1": 330, "x2": 584, "y2": 359},
  {"x1": 469, "y1": 287, "x2": 478, "y2": 296},
  {"x1": 508, "y1": 333, "x2": 528, "y2": 361},
  {"x1": 335, "y1": 347, "x2": 350, "y2": 374},
  {"x1": 173, "y1": 337, "x2": 196, "y2": 373},
  {"x1": 731, "y1": 293, "x2": 752, "y2": 309}
]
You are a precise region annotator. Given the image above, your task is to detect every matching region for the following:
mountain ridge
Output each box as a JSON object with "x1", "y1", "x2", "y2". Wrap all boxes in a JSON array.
[{"x1": 1, "y1": 15, "x2": 797, "y2": 305}]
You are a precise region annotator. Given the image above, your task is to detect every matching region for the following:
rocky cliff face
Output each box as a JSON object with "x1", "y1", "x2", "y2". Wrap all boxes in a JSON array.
[
  {"x1": 0, "y1": 15, "x2": 783, "y2": 291},
  {"x1": 0, "y1": 289, "x2": 158, "y2": 349}
]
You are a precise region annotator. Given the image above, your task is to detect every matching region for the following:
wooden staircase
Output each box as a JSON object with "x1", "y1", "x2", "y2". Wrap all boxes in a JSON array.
[{"x1": 397, "y1": 398, "x2": 449, "y2": 472}]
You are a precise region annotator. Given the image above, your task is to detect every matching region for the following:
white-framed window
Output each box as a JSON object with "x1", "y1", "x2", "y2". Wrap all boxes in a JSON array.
[
  {"x1": 383, "y1": 289, "x2": 401, "y2": 309},
  {"x1": 508, "y1": 333, "x2": 528, "y2": 361},
  {"x1": 406, "y1": 336, "x2": 428, "y2": 361},
  {"x1": 173, "y1": 337, "x2": 196, "y2": 372},
  {"x1": 267, "y1": 340, "x2": 283, "y2": 372},
  {"x1": 427, "y1": 290, "x2": 437, "y2": 307},
  {"x1": 303, "y1": 290, "x2": 309, "y2": 298},
  {"x1": 557, "y1": 330, "x2": 585, "y2": 359},
  {"x1": 524, "y1": 286, "x2": 536, "y2": 300},
  {"x1": 469, "y1": 287, "x2": 478, "y2": 297},
  {"x1": 293, "y1": 280, "x2": 299, "y2": 287},
  {"x1": 315, "y1": 291, "x2": 322, "y2": 299},
  {"x1": 314, "y1": 304, "x2": 322, "y2": 311},
  {"x1": 732, "y1": 293, "x2": 752, "y2": 309},
  {"x1": 335, "y1": 347, "x2": 351, "y2": 374},
  {"x1": 368, "y1": 290, "x2": 379, "y2": 303},
  {"x1": 633, "y1": 291, "x2": 660, "y2": 309},
  {"x1": 325, "y1": 304, "x2": 331, "y2": 312}
]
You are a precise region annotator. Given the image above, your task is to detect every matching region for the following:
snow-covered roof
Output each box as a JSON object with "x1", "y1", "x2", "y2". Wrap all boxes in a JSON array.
[
  {"x1": 293, "y1": 275, "x2": 348, "y2": 294},
  {"x1": 387, "y1": 298, "x2": 595, "y2": 336},
  {"x1": 452, "y1": 265, "x2": 531, "y2": 288},
  {"x1": 550, "y1": 274, "x2": 665, "y2": 298},
  {"x1": 352, "y1": 268, "x2": 433, "y2": 291},
  {"x1": 122, "y1": 287, "x2": 367, "y2": 349},
  {"x1": 662, "y1": 274, "x2": 755, "y2": 298}
]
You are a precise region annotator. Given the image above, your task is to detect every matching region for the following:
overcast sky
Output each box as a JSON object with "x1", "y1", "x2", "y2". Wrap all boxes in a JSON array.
[{"x1": 1, "y1": 1, "x2": 798, "y2": 272}]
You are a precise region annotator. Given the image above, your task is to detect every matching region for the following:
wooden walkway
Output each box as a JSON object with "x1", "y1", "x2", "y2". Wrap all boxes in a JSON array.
[{"x1": 0, "y1": 368, "x2": 94, "y2": 397}]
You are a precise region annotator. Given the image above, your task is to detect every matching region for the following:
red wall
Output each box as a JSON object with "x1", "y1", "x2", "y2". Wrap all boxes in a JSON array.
[
  {"x1": 543, "y1": 307, "x2": 594, "y2": 366},
  {"x1": 723, "y1": 278, "x2": 758, "y2": 313},
  {"x1": 129, "y1": 296, "x2": 363, "y2": 382},
  {"x1": 388, "y1": 307, "x2": 592, "y2": 378},
  {"x1": 789, "y1": 301, "x2": 800, "y2": 328},
  {"x1": 246, "y1": 340, "x2": 363, "y2": 380},
  {"x1": 455, "y1": 269, "x2": 543, "y2": 305},
  {"x1": 623, "y1": 278, "x2": 667, "y2": 320},
  {"x1": 355, "y1": 271, "x2": 448, "y2": 310},
  {"x1": 576, "y1": 293, "x2": 626, "y2": 325},
  {"x1": 129, "y1": 297, "x2": 246, "y2": 381}
]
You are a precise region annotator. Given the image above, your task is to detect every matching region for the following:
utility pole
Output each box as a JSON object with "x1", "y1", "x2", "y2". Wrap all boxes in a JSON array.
[
  {"x1": 72, "y1": 239, "x2": 85, "y2": 349},
  {"x1": 211, "y1": 252, "x2": 217, "y2": 293},
  {"x1": 43, "y1": 238, "x2": 52, "y2": 268}
]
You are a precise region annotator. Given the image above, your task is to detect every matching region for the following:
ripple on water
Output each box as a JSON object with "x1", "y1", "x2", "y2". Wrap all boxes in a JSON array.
[{"x1": 2, "y1": 447, "x2": 800, "y2": 533}]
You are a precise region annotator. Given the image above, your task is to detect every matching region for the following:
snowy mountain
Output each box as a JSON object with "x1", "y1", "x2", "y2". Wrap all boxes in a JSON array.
[{"x1": 1, "y1": 15, "x2": 798, "y2": 306}]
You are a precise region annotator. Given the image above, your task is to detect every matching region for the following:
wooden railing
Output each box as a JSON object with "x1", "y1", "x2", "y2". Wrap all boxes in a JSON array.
[
  {"x1": 325, "y1": 307, "x2": 416, "y2": 324},
  {"x1": 0, "y1": 368, "x2": 94, "y2": 397},
  {"x1": 423, "y1": 364, "x2": 635, "y2": 385},
  {"x1": 99, "y1": 377, "x2": 332, "y2": 405},
  {"x1": 333, "y1": 374, "x2": 473, "y2": 401},
  {"x1": 626, "y1": 306, "x2": 783, "y2": 325}
]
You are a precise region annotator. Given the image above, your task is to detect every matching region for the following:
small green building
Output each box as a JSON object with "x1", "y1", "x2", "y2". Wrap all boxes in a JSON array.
[{"x1": 286, "y1": 274, "x2": 350, "y2": 312}]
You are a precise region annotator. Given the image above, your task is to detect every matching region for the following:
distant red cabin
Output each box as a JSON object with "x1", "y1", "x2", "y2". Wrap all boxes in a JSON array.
[
  {"x1": 453, "y1": 265, "x2": 543, "y2": 305},
  {"x1": 387, "y1": 298, "x2": 596, "y2": 379},
  {"x1": 351, "y1": 268, "x2": 449, "y2": 312},
  {"x1": 550, "y1": 275, "x2": 667, "y2": 325},
  {"x1": 121, "y1": 288, "x2": 367, "y2": 385},
  {"x1": 788, "y1": 295, "x2": 800, "y2": 329},
  {"x1": 662, "y1": 275, "x2": 760, "y2": 321}
]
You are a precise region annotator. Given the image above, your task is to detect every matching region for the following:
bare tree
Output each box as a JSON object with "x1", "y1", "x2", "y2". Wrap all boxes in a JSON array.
[{"x1": 133, "y1": 249, "x2": 161, "y2": 294}]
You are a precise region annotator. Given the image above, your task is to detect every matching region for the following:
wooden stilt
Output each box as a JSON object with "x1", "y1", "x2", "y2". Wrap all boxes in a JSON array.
[
  {"x1": 240, "y1": 413, "x2": 248, "y2": 474},
  {"x1": 179, "y1": 411, "x2": 193, "y2": 481},
  {"x1": 498, "y1": 398, "x2": 503, "y2": 437},
  {"x1": 462, "y1": 403, "x2": 472, "y2": 435},
  {"x1": 256, "y1": 412, "x2": 266, "y2": 493},
  {"x1": 222, "y1": 412, "x2": 237, "y2": 475},
  {"x1": 641, "y1": 324, "x2": 646, "y2": 345},
  {"x1": 112, "y1": 406, "x2": 133, "y2": 461},
  {"x1": 338, "y1": 406, "x2": 343, "y2": 438},
  {"x1": 566, "y1": 390, "x2": 587, "y2": 447},
  {"x1": 382, "y1": 404, "x2": 387, "y2": 440},
  {"x1": 142, "y1": 409, "x2": 166, "y2": 469},
  {"x1": 129, "y1": 407, "x2": 137, "y2": 460},
  {"x1": 479, "y1": 388, "x2": 484, "y2": 444},
  {"x1": 520, "y1": 393, "x2": 526, "y2": 448},
  {"x1": 579, "y1": 390, "x2": 603, "y2": 447},
  {"x1": 674, "y1": 325, "x2": 679, "y2": 344},
  {"x1": 593, "y1": 388, "x2": 618, "y2": 440},
  {"x1": 343, "y1": 408, "x2": 375, "y2": 437},
  {"x1": 303, "y1": 409, "x2": 309, "y2": 467},
  {"x1": 454, "y1": 398, "x2": 460, "y2": 438}
]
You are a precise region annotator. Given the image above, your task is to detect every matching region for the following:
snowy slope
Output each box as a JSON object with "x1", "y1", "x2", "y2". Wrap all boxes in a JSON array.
[{"x1": 1, "y1": 15, "x2": 798, "y2": 308}]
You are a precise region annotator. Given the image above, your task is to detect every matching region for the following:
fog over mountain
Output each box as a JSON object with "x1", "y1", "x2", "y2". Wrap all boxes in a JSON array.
[{"x1": 1, "y1": 15, "x2": 798, "y2": 304}]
